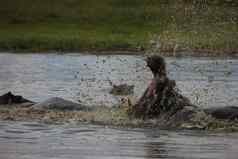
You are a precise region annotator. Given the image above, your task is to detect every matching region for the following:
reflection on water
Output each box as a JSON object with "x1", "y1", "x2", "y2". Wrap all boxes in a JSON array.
[
  {"x1": 0, "y1": 121, "x2": 238, "y2": 159},
  {"x1": 0, "y1": 53, "x2": 238, "y2": 108}
]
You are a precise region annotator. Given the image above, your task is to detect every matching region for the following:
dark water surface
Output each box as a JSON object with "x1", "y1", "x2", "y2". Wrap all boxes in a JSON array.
[
  {"x1": 0, "y1": 53, "x2": 238, "y2": 108},
  {"x1": 0, "y1": 121, "x2": 238, "y2": 159}
]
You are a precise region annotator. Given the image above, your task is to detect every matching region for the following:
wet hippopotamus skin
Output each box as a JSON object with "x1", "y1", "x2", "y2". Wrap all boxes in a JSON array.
[
  {"x1": 204, "y1": 106, "x2": 238, "y2": 120},
  {"x1": 0, "y1": 92, "x2": 33, "y2": 105},
  {"x1": 32, "y1": 97, "x2": 89, "y2": 111},
  {"x1": 131, "y1": 55, "x2": 238, "y2": 122}
]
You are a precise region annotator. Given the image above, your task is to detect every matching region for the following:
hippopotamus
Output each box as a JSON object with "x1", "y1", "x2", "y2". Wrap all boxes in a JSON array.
[
  {"x1": 130, "y1": 55, "x2": 238, "y2": 123},
  {"x1": 0, "y1": 92, "x2": 33, "y2": 105},
  {"x1": 0, "y1": 91, "x2": 90, "y2": 111},
  {"x1": 32, "y1": 97, "x2": 90, "y2": 111},
  {"x1": 204, "y1": 106, "x2": 238, "y2": 120}
]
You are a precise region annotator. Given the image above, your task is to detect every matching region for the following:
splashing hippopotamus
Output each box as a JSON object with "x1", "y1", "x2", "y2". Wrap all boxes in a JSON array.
[
  {"x1": 131, "y1": 55, "x2": 193, "y2": 119},
  {"x1": 130, "y1": 55, "x2": 238, "y2": 128}
]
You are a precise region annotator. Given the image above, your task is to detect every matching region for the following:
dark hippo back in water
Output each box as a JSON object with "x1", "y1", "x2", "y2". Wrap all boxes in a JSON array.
[
  {"x1": 33, "y1": 97, "x2": 89, "y2": 111},
  {"x1": 205, "y1": 106, "x2": 238, "y2": 120}
]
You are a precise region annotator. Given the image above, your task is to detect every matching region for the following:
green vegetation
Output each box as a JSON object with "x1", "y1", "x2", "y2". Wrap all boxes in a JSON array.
[{"x1": 0, "y1": 0, "x2": 237, "y2": 54}]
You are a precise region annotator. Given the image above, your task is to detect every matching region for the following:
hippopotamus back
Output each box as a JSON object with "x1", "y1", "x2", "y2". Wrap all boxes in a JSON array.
[{"x1": 204, "y1": 106, "x2": 238, "y2": 120}]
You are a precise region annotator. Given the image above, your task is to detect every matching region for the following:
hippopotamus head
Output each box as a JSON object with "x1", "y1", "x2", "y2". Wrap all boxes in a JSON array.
[
  {"x1": 146, "y1": 55, "x2": 167, "y2": 77},
  {"x1": 0, "y1": 92, "x2": 32, "y2": 104}
]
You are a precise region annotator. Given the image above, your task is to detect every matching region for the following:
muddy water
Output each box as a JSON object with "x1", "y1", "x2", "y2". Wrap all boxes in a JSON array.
[
  {"x1": 1, "y1": 53, "x2": 238, "y2": 159},
  {"x1": 0, "y1": 53, "x2": 238, "y2": 108},
  {"x1": 0, "y1": 121, "x2": 238, "y2": 159}
]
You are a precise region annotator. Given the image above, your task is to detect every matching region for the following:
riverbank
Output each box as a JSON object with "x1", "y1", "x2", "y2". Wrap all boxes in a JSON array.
[{"x1": 0, "y1": 0, "x2": 237, "y2": 55}]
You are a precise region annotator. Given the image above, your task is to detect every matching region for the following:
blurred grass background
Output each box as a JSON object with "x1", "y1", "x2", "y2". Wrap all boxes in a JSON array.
[{"x1": 0, "y1": 0, "x2": 237, "y2": 54}]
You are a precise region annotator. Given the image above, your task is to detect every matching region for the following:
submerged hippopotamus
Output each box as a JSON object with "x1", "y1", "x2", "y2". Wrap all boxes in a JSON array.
[
  {"x1": 0, "y1": 92, "x2": 89, "y2": 111},
  {"x1": 204, "y1": 106, "x2": 238, "y2": 120},
  {"x1": 0, "y1": 92, "x2": 33, "y2": 105},
  {"x1": 130, "y1": 55, "x2": 238, "y2": 124},
  {"x1": 32, "y1": 97, "x2": 90, "y2": 111}
]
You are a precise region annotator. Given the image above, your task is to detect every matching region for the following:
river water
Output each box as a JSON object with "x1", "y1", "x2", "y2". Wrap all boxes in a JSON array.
[
  {"x1": 0, "y1": 53, "x2": 238, "y2": 107},
  {"x1": 0, "y1": 121, "x2": 238, "y2": 159},
  {"x1": 0, "y1": 53, "x2": 238, "y2": 158}
]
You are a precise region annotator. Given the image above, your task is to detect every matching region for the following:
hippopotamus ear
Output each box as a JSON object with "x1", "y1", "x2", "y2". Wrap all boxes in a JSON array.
[
  {"x1": 6, "y1": 92, "x2": 12, "y2": 95},
  {"x1": 6, "y1": 92, "x2": 13, "y2": 97}
]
